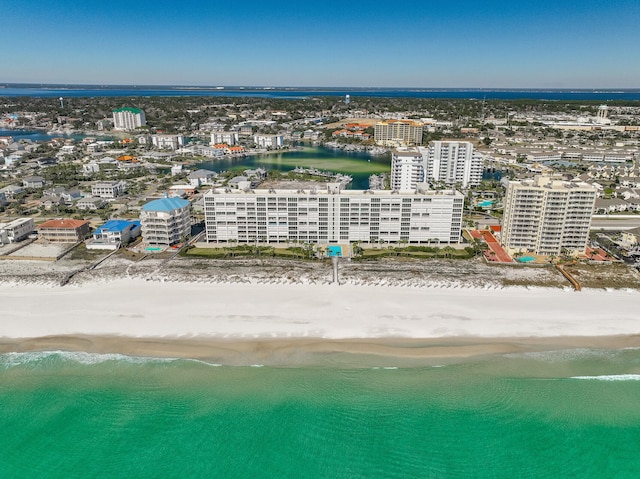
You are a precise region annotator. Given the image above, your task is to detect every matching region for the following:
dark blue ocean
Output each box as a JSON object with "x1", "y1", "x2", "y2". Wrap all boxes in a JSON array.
[{"x1": 2, "y1": 86, "x2": 640, "y2": 101}]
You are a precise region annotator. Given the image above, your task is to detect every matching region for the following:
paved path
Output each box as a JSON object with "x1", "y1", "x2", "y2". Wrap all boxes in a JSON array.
[{"x1": 470, "y1": 230, "x2": 514, "y2": 263}]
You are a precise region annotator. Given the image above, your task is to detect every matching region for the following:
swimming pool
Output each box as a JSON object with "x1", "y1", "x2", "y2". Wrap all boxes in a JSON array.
[
  {"x1": 517, "y1": 255, "x2": 536, "y2": 263},
  {"x1": 326, "y1": 245, "x2": 342, "y2": 257},
  {"x1": 146, "y1": 247, "x2": 163, "y2": 252},
  {"x1": 478, "y1": 200, "x2": 494, "y2": 208}
]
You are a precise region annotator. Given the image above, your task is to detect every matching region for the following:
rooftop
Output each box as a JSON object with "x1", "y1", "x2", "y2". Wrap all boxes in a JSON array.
[
  {"x1": 142, "y1": 197, "x2": 190, "y2": 212},
  {"x1": 38, "y1": 219, "x2": 88, "y2": 229},
  {"x1": 94, "y1": 219, "x2": 141, "y2": 234},
  {"x1": 205, "y1": 187, "x2": 463, "y2": 198},
  {"x1": 113, "y1": 107, "x2": 143, "y2": 114}
]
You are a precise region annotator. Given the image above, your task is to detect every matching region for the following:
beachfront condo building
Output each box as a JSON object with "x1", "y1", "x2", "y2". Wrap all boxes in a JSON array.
[
  {"x1": 374, "y1": 120, "x2": 423, "y2": 147},
  {"x1": 391, "y1": 148, "x2": 425, "y2": 190},
  {"x1": 501, "y1": 176, "x2": 597, "y2": 256},
  {"x1": 420, "y1": 141, "x2": 483, "y2": 188},
  {"x1": 112, "y1": 107, "x2": 146, "y2": 131},
  {"x1": 0, "y1": 217, "x2": 35, "y2": 244},
  {"x1": 140, "y1": 197, "x2": 191, "y2": 245},
  {"x1": 203, "y1": 184, "x2": 463, "y2": 244},
  {"x1": 391, "y1": 142, "x2": 483, "y2": 191}
]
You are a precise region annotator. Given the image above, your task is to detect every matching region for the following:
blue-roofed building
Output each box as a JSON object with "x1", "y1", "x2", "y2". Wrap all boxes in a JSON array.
[
  {"x1": 140, "y1": 197, "x2": 191, "y2": 245},
  {"x1": 87, "y1": 219, "x2": 141, "y2": 250}
]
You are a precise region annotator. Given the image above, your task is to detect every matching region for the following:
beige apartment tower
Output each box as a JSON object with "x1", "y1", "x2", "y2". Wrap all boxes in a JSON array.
[
  {"x1": 374, "y1": 120, "x2": 423, "y2": 147},
  {"x1": 501, "y1": 176, "x2": 596, "y2": 256}
]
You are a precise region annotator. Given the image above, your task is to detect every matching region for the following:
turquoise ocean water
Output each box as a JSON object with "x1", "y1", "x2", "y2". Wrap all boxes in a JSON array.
[{"x1": 2, "y1": 348, "x2": 640, "y2": 478}]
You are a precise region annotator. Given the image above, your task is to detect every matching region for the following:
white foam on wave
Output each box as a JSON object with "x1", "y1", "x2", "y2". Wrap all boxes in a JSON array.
[
  {"x1": 0, "y1": 351, "x2": 221, "y2": 368},
  {"x1": 571, "y1": 374, "x2": 640, "y2": 381},
  {"x1": 504, "y1": 348, "x2": 616, "y2": 362}
]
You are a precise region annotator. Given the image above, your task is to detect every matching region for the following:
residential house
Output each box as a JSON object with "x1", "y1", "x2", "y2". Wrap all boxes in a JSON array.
[
  {"x1": 227, "y1": 176, "x2": 251, "y2": 190},
  {"x1": 0, "y1": 184, "x2": 24, "y2": 200},
  {"x1": 620, "y1": 227, "x2": 640, "y2": 250},
  {"x1": 188, "y1": 169, "x2": 216, "y2": 188},
  {"x1": 39, "y1": 195, "x2": 66, "y2": 210},
  {"x1": 76, "y1": 197, "x2": 107, "y2": 211},
  {"x1": 43, "y1": 187, "x2": 82, "y2": 203},
  {"x1": 91, "y1": 180, "x2": 126, "y2": 199},
  {"x1": 87, "y1": 219, "x2": 141, "y2": 250},
  {"x1": 594, "y1": 198, "x2": 630, "y2": 214},
  {"x1": 168, "y1": 184, "x2": 196, "y2": 198},
  {"x1": 38, "y1": 219, "x2": 90, "y2": 242},
  {"x1": 22, "y1": 176, "x2": 46, "y2": 189}
]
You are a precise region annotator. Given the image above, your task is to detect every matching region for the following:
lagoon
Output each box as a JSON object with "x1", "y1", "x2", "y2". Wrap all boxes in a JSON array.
[{"x1": 198, "y1": 145, "x2": 390, "y2": 189}]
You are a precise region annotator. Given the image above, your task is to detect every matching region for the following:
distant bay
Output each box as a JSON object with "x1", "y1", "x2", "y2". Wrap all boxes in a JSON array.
[
  {"x1": 0, "y1": 129, "x2": 114, "y2": 142},
  {"x1": 2, "y1": 85, "x2": 640, "y2": 101}
]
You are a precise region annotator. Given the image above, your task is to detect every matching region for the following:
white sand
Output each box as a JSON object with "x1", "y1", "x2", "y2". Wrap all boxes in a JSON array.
[{"x1": 1, "y1": 279, "x2": 639, "y2": 340}]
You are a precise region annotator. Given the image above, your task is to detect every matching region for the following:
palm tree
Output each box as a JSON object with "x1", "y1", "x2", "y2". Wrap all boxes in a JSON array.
[{"x1": 443, "y1": 246, "x2": 455, "y2": 259}]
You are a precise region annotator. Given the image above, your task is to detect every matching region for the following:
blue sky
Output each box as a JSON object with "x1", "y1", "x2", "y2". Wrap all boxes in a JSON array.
[{"x1": 4, "y1": 0, "x2": 639, "y2": 88}]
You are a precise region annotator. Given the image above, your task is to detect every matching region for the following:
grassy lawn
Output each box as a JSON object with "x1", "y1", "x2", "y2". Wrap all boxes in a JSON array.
[
  {"x1": 184, "y1": 246, "x2": 308, "y2": 259},
  {"x1": 359, "y1": 247, "x2": 473, "y2": 260},
  {"x1": 64, "y1": 244, "x2": 109, "y2": 261},
  {"x1": 184, "y1": 247, "x2": 230, "y2": 258}
]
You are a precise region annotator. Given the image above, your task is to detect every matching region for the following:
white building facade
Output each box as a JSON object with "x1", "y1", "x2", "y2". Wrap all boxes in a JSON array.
[
  {"x1": 112, "y1": 108, "x2": 146, "y2": 131},
  {"x1": 91, "y1": 181, "x2": 127, "y2": 199},
  {"x1": 210, "y1": 131, "x2": 239, "y2": 145},
  {"x1": 420, "y1": 141, "x2": 483, "y2": 188},
  {"x1": 0, "y1": 218, "x2": 35, "y2": 244},
  {"x1": 151, "y1": 134, "x2": 185, "y2": 150},
  {"x1": 253, "y1": 134, "x2": 284, "y2": 149},
  {"x1": 501, "y1": 176, "x2": 597, "y2": 256},
  {"x1": 140, "y1": 197, "x2": 191, "y2": 245},
  {"x1": 391, "y1": 148, "x2": 425, "y2": 190},
  {"x1": 204, "y1": 186, "x2": 463, "y2": 244}
]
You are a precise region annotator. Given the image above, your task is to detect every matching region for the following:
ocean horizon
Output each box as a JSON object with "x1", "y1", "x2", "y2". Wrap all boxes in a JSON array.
[
  {"x1": 2, "y1": 84, "x2": 640, "y2": 100},
  {"x1": 2, "y1": 347, "x2": 640, "y2": 478}
]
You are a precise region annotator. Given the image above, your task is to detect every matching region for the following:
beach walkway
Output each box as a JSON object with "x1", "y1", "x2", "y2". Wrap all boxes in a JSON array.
[{"x1": 470, "y1": 230, "x2": 514, "y2": 263}]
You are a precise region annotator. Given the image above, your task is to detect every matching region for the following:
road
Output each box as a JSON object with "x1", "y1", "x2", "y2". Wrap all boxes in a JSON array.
[{"x1": 590, "y1": 217, "x2": 640, "y2": 231}]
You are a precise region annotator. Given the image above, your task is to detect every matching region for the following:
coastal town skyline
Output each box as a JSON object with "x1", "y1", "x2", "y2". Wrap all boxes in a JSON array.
[{"x1": 5, "y1": 0, "x2": 640, "y2": 88}]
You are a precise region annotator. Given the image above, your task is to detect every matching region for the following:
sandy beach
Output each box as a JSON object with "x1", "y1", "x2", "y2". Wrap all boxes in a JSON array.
[{"x1": 2, "y1": 278, "x2": 639, "y2": 364}]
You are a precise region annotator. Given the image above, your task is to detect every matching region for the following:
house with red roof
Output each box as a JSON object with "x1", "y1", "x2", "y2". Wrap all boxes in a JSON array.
[{"x1": 38, "y1": 219, "x2": 90, "y2": 243}]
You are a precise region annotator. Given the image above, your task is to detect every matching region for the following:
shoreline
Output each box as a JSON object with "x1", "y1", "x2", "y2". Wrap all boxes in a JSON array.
[{"x1": 3, "y1": 334, "x2": 640, "y2": 367}]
